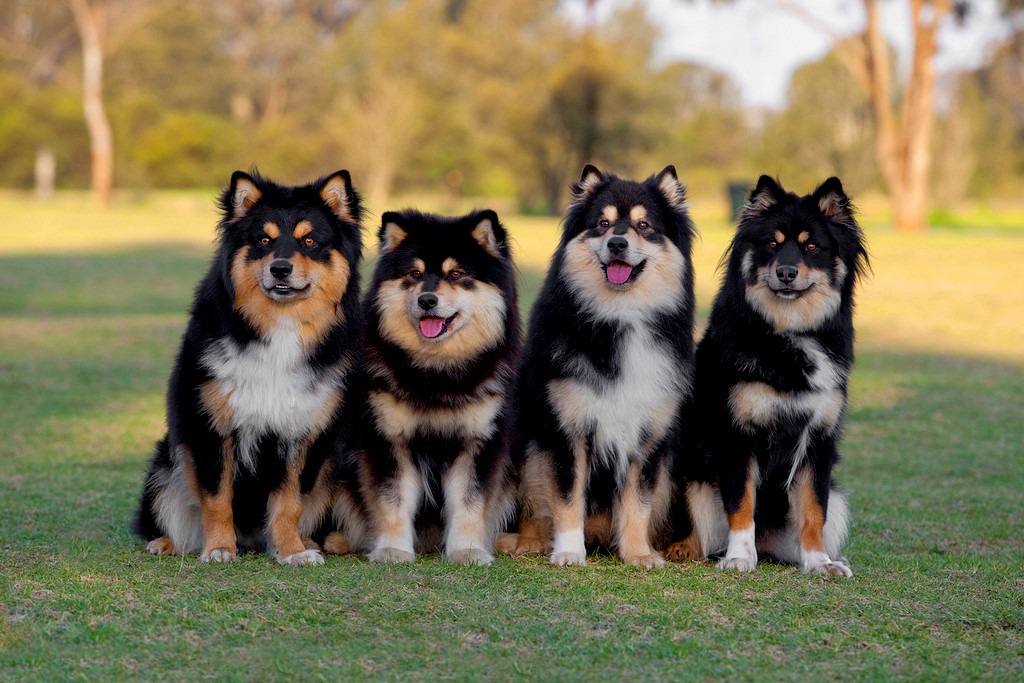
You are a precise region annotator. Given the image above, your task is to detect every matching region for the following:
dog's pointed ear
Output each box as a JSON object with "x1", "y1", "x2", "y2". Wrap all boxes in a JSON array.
[
  {"x1": 226, "y1": 171, "x2": 262, "y2": 222},
  {"x1": 470, "y1": 209, "x2": 505, "y2": 258},
  {"x1": 812, "y1": 176, "x2": 851, "y2": 222},
  {"x1": 655, "y1": 165, "x2": 686, "y2": 210},
  {"x1": 319, "y1": 170, "x2": 356, "y2": 222},
  {"x1": 572, "y1": 164, "x2": 605, "y2": 201},
  {"x1": 743, "y1": 175, "x2": 785, "y2": 218},
  {"x1": 378, "y1": 212, "x2": 407, "y2": 254}
]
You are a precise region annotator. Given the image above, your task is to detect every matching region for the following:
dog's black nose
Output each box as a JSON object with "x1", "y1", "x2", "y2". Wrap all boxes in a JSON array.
[
  {"x1": 607, "y1": 236, "x2": 628, "y2": 256},
  {"x1": 270, "y1": 260, "x2": 293, "y2": 279},
  {"x1": 417, "y1": 292, "x2": 438, "y2": 311},
  {"x1": 776, "y1": 265, "x2": 798, "y2": 284}
]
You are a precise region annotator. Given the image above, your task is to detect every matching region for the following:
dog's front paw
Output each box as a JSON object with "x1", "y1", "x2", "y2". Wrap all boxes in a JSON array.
[
  {"x1": 622, "y1": 553, "x2": 666, "y2": 569},
  {"x1": 368, "y1": 547, "x2": 415, "y2": 564},
  {"x1": 549, "y1": 551, "x2": 587, "y2": 567},
  {"x1": 447, "y1": 548, "x2": 495, "y2": 566},
  {"x1": 200, "y1": 547, "x2": 237, "y2": 563},
  {"x1": 277, "y1": 549, "x2": 324, "y2": 567},
  {"x1": 717, "y1": 555, "x2": 757, "y2": 573},
  {"x1": 146, "y1": 537, "x2": 175, "y2": 556}
]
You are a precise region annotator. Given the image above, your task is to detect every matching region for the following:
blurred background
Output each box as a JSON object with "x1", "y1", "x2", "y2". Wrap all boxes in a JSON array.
[{"x1": 2, "y1": 0, "x2": 1024, "y2": 229}]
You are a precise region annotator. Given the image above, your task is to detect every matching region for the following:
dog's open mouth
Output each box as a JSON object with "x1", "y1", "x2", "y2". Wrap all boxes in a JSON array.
[
  {"x1": 604, "y1": 259, "x2": 646, "y2": 285},
  {"x1": 264, "y1": 283, "x2": 311, "y2": 300},
  {"x1": 419, "y1": 313, "x2": 458, "y2": 339},
  {"x1": 772, "y1": 284, "x2": 813, "y2": 300}
]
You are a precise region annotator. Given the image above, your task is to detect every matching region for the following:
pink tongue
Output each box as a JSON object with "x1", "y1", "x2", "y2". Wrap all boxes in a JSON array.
[
  {"x1": 606, "y1": 262, "x2": 633, "y2": 285},
  {"x1": 419, "y1": 317, "x2": 445, "y2": 338}
]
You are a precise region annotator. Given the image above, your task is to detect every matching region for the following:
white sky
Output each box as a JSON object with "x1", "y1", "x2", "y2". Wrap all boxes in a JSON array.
[{"x1": 577, "y1": 0, "x2": 1013, "y2": 109}]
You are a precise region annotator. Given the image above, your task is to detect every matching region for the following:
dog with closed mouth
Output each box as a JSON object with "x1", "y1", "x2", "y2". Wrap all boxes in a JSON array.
[
  {"x1": 325, "y1": 209, "x2": 520, "y2": 565},
  {"x1": 132, "y1": 169, "x2": 363, "y2": 566},
  {"x1": 667, "y1": 175, "x2": 868, "y2": 577},
  {"x1": 500, "y1": 165, "x2": 696, "y2": 568}
]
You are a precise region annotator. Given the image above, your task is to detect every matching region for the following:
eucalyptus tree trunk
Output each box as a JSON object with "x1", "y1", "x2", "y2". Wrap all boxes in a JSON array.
[{"x1": 69, "y1": 0, "x2": 113, "y2": 208}]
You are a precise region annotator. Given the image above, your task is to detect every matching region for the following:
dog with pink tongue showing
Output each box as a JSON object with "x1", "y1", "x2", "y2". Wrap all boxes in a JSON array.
[
  {"x1": 498, "y1": 165, "x2": 697, "y2": 569},
  {"x1": 322, "y1": 209, "x2": 520, "y2": 565}
]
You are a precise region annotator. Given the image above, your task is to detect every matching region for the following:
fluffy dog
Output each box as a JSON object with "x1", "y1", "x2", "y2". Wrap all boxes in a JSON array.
[
  {"x1": 504, "y1": 165, "x2": 696, "y2": 568},
  {"x1": 667, "y1": 175, "x2": 868, "y2": 577},
  {"x1": 327, "y1": 210, "x2": 520, "y2": 565},
  {"x1": 132, "y1": 170, "x2": 363, "y2": 566}
]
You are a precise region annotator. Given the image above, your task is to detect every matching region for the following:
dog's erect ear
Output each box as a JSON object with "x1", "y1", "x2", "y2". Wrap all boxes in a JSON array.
[
  {"x1": 319, "y1": 170, "x2": 355, "y2": 222},
  {"x1": 470, "y1": 209, "x2": 505, "y2": 258},
  {"x1": 378, "y1": 212, "x2": 407, "y2": 254},
  {"x1": 227, "y1": 171, "x2": 262, "y2": 222},
  {"x1": 812, "y1": 176, "x2": 851, "y2": 222},
  {"x1": 743, "y1": 175, "x2": 785, "y2": 219},
  {"x1": 655, "y1": 165, "x2": 686, "y2": 211},
  {"x1": 572, "y1": 164, "x2": 605, "y2": 201}
]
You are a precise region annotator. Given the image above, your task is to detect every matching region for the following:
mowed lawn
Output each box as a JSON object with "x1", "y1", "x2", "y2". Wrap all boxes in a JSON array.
[{"x1": 0, "y1": 191, "x2": 1022, "y2": 681}]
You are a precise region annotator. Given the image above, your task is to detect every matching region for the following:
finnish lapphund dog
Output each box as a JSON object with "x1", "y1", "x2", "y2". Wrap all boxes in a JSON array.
[
  {"x1": 500, "y1": 165, "x2": 696, "y2": 568},
  {"x1": 325, "y1": 210, "x2": 520, "y2": 565},
  {"x1": 132, "y1": 170, "x2": 363, "y2": 566},
  {"x1": 667, "y1": 175, "x2": 868, "y2": 577}
]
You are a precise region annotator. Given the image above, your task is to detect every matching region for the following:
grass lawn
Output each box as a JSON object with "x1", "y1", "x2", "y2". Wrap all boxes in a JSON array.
[{"x1": 0, "y1": 191, "x2": 1022, "y2": 681}]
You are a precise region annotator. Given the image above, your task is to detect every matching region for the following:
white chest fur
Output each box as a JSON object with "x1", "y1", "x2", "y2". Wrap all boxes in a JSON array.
[
  {"x1": 201, "y1": 320, "x2": 340, "y2": 471},
  {"x1": 548, "y1": 325, "x2": 686, "y2": 474}
]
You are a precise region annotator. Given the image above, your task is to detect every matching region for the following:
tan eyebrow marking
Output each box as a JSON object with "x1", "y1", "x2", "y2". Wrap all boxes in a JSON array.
[
  {"x1": 412, "y1": 258, "x2": 426, "y2": 272},
  {"x1": 630, "y1": 206, "x2": 648, "y2": 223},
  {"x1": 774, "y1": 230, "x2": 785, "y2": 243},
  {"x1": 293, "y1": 221, "x2": 313, "y2": 239},
  {"x1": 601, "y1": 206, "x2": 618, "y2": 223},
  {"x1": 442, "y1": 257, "x2": 462, "y2": 274},
  {"x1": 264, "y1": 222, "x2": 280, "y2": 239},
  {"x1": 797, "y1": 231, "x2": 810, "y2": 244}
]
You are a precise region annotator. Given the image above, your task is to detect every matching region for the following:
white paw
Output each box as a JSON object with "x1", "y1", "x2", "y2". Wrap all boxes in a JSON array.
[
  {"x1": 717, "y1": 555, "x2": 757, "y2": 572},
  {"x1": 446, "y1": 548, "x2": 495, "y2": 566},
  {"x1": 277, "y1": 549, "x2": 324, "y2": 567},
  {"x1": 199, "y1": 548, "x2": 236, "y2": 563},
  {"x1": 368, "y1": 547, "x2": 415, "y2": 564},
  {"x1": 623, "y1": 553, "x2": 666, "y2": 569},
  {"x1": 804, "y1": 559, "x2": 853, "y2": 578},
  {"x1": 549, "y1": 551, "x2": 587, "y2": 567}
]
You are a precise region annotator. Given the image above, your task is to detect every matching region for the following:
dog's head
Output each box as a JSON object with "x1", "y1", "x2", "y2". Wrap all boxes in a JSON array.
[
  {"x1": 217, "y1": 169, "x2": 363, "y2": 339},
  {"x1": 730, "y1": 175, "x2": 868, "y2": 333},
  {"x1": 559, "y1": 165, "x2": 694, "y2": 321},
  {"x1": 371, "y1": 209, "x2": 516, "y2": 369}
]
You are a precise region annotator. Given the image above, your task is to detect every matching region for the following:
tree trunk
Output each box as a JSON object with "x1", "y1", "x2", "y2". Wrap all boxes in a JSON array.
[
  {"x1": 862, "y1": 0, "x2": 951, "y2": 232},
  {"x1": 69, "y1": 0, "x2": 113, "y2": 209}
]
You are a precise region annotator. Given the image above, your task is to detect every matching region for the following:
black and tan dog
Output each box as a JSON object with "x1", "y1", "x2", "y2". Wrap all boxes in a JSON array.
[
  {"x1": 326, "y1": 209, "x2": 520, "y2": 565},
  {"x1": 501, "y1": 165, "x2": 696, "y2": 568},
  {"x1": 132, "y1": 170, "x2": 363, "y2": 566},
  {"x1": 668, "y1": 175, "x2": 868, "y2": 577}
]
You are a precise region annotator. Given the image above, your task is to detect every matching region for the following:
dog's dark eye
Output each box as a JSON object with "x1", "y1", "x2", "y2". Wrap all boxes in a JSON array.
[
  {"x1": 448, "y1": 270, "x2": 464, "y2": 281},
  {"x1": 805, "y1": 243, "x2": 817, "y2": 252},
  {"x1": 769, "y1": 240, "x2": 778, "y2": 249},
  {"x1": 303, "y1": 236, "x2": 317, "y2": 248},
  {"x1": 598, "y1": 219, "x2": 610, "y2": 228},
  {"x1": 259, "y1": 236, "x2": 272, "y2": 246},
  {"x1": 637, "y1": 220, "x2": 650, "y2": 230},
  {"x1": 408, "y1": 270, "x2": 423, "y2": 281}
]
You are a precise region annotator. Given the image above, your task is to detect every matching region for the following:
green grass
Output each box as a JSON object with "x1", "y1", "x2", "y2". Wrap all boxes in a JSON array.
[{"x1": 1, "y1": 193, "x2": 1022, "y2": 681}]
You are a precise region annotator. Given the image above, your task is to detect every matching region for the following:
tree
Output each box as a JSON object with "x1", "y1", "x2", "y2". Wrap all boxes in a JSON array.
[{"x1": 68, "y1": 0, "x2": 114, "y2": 208}]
